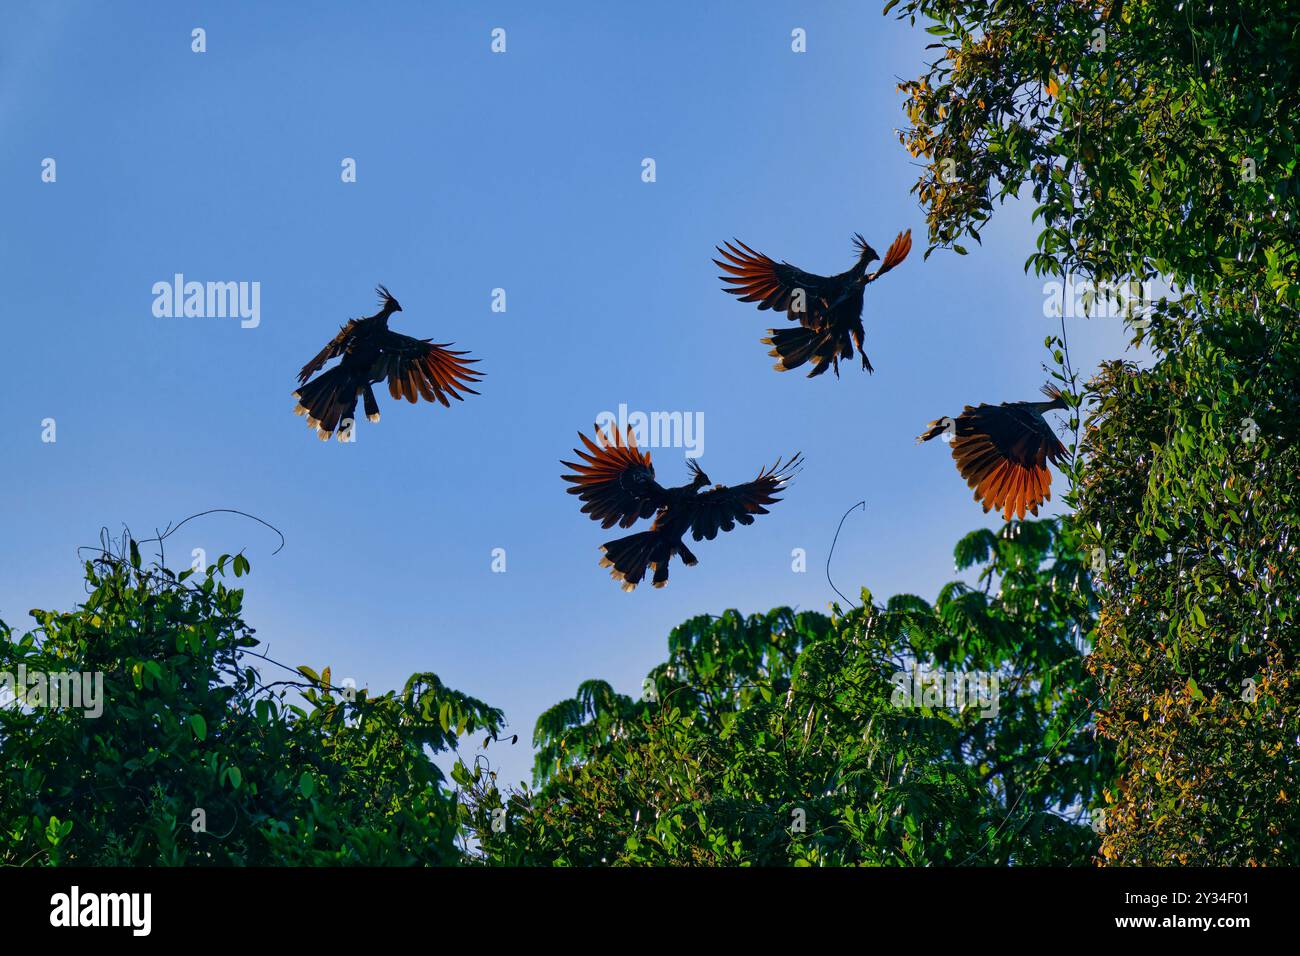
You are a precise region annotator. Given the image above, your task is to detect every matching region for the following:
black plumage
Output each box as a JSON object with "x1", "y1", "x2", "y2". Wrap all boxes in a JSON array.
[
  {"x1": 918, "y1": 384, "x2": 1069, "y2": 520},
  {"x1": 293, "y1": 285, "x2": 482, "y2": 440},
  {"x1": 715, "y1": 230, "x2": 912, "y2": 376},
  {"x1": 562, "y1": 426, "x2": 801, "y2": 590}
]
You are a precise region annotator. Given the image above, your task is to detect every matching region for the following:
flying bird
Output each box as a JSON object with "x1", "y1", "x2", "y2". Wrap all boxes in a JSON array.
[
  {"x1": 561, "y1": 426, "x2": 801, "y2": 590},
  {"x1": 714, "y1": 229, "x2": 912, "y2": 377},
  {"x1": 293, "y1": 285, "x2": 482, "y2": 440},
  {"x1": 917, "y1": 385, "x2": 1069, "y2": 520}
]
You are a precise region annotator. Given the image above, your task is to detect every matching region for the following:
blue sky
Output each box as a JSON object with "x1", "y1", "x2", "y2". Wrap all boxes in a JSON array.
[{"x1": 1, "y1": 1, "x2": 1137, "y2": 789}]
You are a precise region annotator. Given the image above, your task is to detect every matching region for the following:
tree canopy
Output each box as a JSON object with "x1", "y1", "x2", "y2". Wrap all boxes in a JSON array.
[
  {"x1": 465, "y1": 519, "x2": 1105, "y2": 866},
  {"x1": 1, "y1": 519, "x2": 1105, "y2": 866},
  {"x1": 0, "y1": 541, "x2": 500, "y2": 865},
  {"x1": 894, "y1": 0, "x2": 1300, "y2": 862}
]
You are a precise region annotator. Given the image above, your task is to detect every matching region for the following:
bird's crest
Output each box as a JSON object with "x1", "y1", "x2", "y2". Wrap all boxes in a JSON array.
[
  {"x1": 852, "y1": 233, "x2": 879, "y2": 261},
  {"x1": 1040, "y1": 383, "x2": 1065, "y2": 403},
  {"x1": 375, "y1": 284, "x2": 397, "y2": 306},
  {"x1": 686, "y1": 458, "x2": 710, "y2": 484}
]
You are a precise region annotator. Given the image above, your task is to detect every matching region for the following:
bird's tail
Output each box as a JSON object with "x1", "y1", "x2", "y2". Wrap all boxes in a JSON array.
[
  {"x1": 762, "y1": 325, "x2": 845, "y2": 377},
  {"x1": 293, "y1": 365, "x2": 361, "y2": 441},
  {"x1": 599, "y1": 530, "x2": 686, "y2": 591},
  {"x1": 363, "y1": 383, "x2": 381, "y2": 422}
]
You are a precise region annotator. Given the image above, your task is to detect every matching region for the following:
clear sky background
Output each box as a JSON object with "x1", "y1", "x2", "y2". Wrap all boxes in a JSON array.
[{"x1": 1, "y1": 1, "x2": 1139, "y2": 789}]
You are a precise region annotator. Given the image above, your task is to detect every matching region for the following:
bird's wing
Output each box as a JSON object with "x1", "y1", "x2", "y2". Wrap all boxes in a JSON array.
[
  {"x1": 949, "y1": 403, "x2": 1066, "y2": 521},
  {"x1": 369, "y1": 328, "x2": 483, "y2": 407},
  {"x1": 298, "y1": 318, "x2": 362, "y2": 384},
  {"x1": 866, "y1": 229, "x2": 913, "y2": 282},
  {"x1": 561, "y1": 427, "x2": 666, "y2": 529},
  {"x1": 715, "y1": 241, "x2": 844, "y2": 328},
  {"x1": 688, "y1": 454, "x2": 802, "y2": 541}
]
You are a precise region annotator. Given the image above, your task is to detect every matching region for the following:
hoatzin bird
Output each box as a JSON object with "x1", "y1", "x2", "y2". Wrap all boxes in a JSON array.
[
  {"x1": 293, "y1": 285, "x2": 482, "y2": 440},
  {"x1": 714, "y1": 229, "x2": 912, "y2": 377},
  {"x1": 917, "y1": 384, "x2": 1069, "y2": 521},
  {"x1": 561, "y1": 426, "x2": 801, "y2": 590}
]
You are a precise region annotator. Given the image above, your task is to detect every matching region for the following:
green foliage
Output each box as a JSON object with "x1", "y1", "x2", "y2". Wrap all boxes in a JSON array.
[
  {"x1": 0, "y1": 544, "x2": 501, "y2": 865},
  {"x1": 468, "y1": 519, "x2": 1106, "y2": 866},
  {"x1": 1, "y1": 524, "x2": 1110, "y2": 867},
  {"x1": 1081, "y1": 354, "x2": 1299, "y2": 864},
  {"x1": 894, "y1": 0, "x2": 1300, "y2": 861},
  {"x1": 894, "y1": 0, "x2": 1300, "y2": 296}
]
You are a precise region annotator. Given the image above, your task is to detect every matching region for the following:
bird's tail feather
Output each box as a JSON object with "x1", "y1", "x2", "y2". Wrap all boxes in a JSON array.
[
  {"x1": 762, "y1": 326, "x2": 842, "y2": 378},
  {"x1": 599, "y1": 530, "x2": 679, "y2": 591},
  {"x1": 293, "y1": 366, "x2": 360, "y2": 440}
]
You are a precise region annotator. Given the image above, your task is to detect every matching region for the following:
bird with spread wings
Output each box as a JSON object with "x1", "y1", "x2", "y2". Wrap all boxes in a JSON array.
[
  {"x1": 714, "y1": 229, "x2": 911, "y2": 377},
  {"x1": 293, "y1": 285, "x2": 482, "y2": 441},
  {"x1": 561, "y1": 426, "x2": 801, "y2": 590},
  {"x1": 917, "y1": 384, "x2": 1069, "y2": 520}
]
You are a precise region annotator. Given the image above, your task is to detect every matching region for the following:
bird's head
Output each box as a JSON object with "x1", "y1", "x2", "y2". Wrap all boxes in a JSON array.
[
  {"x1": 376, "y1": 284, "x2": 402, "y2": 313},
  {"x1": 852, "y1": 233, "x2": 880, "y2": 267},
  {"x1": 1038, "y1": 383, "x2": 1068, "y2": 411},
  {"x1": 686, "y1": 458, "x2": 711, "y2": 489}
]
